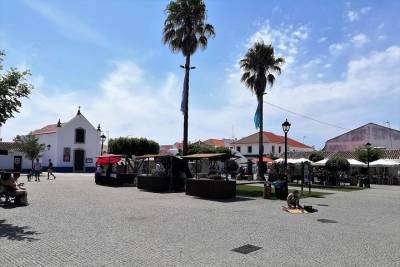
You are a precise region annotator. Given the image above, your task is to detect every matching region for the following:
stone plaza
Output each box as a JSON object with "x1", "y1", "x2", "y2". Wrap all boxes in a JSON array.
[{"x1": 1, "y1": 173, "x2": 399, "y2": 266}]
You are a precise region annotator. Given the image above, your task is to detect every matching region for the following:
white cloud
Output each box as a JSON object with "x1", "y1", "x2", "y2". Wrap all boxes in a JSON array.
[
  {"x1": 351, "y1": 33, "x2": 369, "y2": 47},
  {"x1": 318, "y1": 37, "x2": 327, "y2": 43},
  {"x1": 24, "y1": 0, "x2": 110, "y2": 47},
  {"x1": 329, "y1": 43, "x2": 348, "y2": 54},
  {"x1": 346, "y1": 6, "x2": 371, "y2": 22}
]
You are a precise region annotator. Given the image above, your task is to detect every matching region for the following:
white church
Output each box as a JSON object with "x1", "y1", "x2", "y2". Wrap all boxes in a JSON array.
[
  {"x1": 29, "y1": 108, "x2": 102, "y2": 172},
  {"x1": 0, "y1": 108, "x2": 102, "y2": 173}
]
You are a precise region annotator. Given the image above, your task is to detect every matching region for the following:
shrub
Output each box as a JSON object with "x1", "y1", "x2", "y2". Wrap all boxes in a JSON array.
[
  {"x1": 108, "y1": 137, "x2": 159, "y2": 157},
  {"x1": 354, "y1": 147, "x2": 382, "y2": 163},
  {"x1": 309, "y1": 152, "x2": 324, "y2": 163},
  {"x1": 325, "y1": 157, "x2": 350, "y2": 173},
  {"x1": 187, "y1": 144, "x2": 231, "y2": 155}
]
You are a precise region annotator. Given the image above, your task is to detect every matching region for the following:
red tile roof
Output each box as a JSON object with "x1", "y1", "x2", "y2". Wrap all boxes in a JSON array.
[
  {"x1": 232, "y1": 132, "x2": 311, "y2": 149},
  {"x1": 203, "y1": 139, "x2": 225, "y2": 147},
  {"x1": 30, "y1": 123, "x2": 62, "y2": 135}
]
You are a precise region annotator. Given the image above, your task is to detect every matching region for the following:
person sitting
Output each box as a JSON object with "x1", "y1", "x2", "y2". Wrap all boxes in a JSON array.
[
  {"x1": 0, "y1": 172, "x2": 28, "y2": 205},
  {"x1": 287, "y1": 190, "x2": 303, "y2": 209}
]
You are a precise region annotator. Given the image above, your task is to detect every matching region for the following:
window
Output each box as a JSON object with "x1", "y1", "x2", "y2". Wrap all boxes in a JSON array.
[
  {"x1": 278, "y1": 146, "x2": 281, "y2": 153},
  {"x1": 75, "y1": 128, "x2": 85, "y2": 143},
  {"x1": 247, "y1": 146, "x2": 252, "y2": 153},
  {"x1": 0, "y1": 150, "x2": 8, "y2": 155},
  {"x1": 236, "y1": 146, "x2": 241, "y2": 152},
  {"x1": 272, "y1": 145, "x2": 275, "y2": 154}
]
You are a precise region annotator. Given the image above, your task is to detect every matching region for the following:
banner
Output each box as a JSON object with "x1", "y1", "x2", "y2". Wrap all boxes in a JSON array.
[{"x1": 254, "y1": 102, "x2": 261, "y2": 129}]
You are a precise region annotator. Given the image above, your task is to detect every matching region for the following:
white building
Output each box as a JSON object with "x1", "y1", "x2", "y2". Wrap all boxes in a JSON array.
[
  {"x1": 30, "y1": 108, "x2": 102, "y2": 172},
  {"x1": 0, "y1": 142, "x2": 32, "y2": 171},
  {"x1": 231, "y1": 131, "x2": 313, "y2": 158}
]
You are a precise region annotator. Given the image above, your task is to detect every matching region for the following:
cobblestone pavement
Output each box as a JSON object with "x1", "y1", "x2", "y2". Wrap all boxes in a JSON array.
[{"x1": 1, "y1": 173, "x2": 399, "y2": 266}]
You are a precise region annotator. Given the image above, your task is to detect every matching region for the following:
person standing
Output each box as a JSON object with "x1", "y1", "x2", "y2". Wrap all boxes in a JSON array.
[
  {"x1": 33, "y1": 158, "x2": 42, "y2": 182},
  {"x1": 47, "y1": 159, "x2": 56, "y2": 180}
]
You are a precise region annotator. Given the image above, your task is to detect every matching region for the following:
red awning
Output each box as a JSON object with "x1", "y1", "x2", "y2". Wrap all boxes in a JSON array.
[
  {"x1": 96, "y1": 154, "x2": 122, "y2": 165},
  {"x1": 252, "y1": 157, "x2": 275, "y2": 163}
]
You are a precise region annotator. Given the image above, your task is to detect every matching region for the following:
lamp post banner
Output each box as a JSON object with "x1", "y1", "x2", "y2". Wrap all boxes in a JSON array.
[{"x1": 254, "y1": 102, "x2": 261, "y2": 129}]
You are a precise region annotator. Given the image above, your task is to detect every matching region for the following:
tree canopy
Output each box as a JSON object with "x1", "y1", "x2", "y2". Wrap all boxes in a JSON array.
[
  {"x1": 355, "y1": 147, "x2": 382, "y2": 163},
  {"x1": 163, "y1": 0, "x2": 215, "y2": 57},
  {"x1": 15, "y1": 135, "x2": 45, "y2": 167},
  {"x1": 0, "y1": 50, "x2": 33, "y2": 125},
  {"x1": 108, "y1": 137, "x2": 160, "y2": 157},
  {"x1": 309, "y1": 152, "x2": 324, "y2": 163},
  {"x1": 240, "y1": 41, "x2": 284, "y2": 98},
  {"x1": 325, "y1": 157, "x2": 350, "y2": 173},
  {"x1": 187, "y1": 144, "x2": 231, "y2": 155}
]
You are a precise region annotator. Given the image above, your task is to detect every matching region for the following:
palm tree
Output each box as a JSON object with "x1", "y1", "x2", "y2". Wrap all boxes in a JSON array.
[
  {"x1": 162, "y1": 0, "x2": 215, "y2": 155},
  {"x1": 240, "y1": 42, "x2": 284, "y2": 179}
]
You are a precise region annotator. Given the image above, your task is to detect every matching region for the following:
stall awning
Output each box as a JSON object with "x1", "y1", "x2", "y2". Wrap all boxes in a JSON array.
[
  {"x1": 312, "y1": 158, "x2": 328, "y2": 166},
  {"x1": 369, "y1": 159, "x2": 400, "y2": 167},
  {"x1": 347, "y1": 158, "x2": 367, "y2": 167},
  {"x1": 252, "y1": 157, "x2": 275, "y2": 163},
  {"x1": 96, "y1": 154, "x2": 122, "y2": 165}
]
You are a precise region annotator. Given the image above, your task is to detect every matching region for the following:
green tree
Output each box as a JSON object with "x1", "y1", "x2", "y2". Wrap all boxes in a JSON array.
[
  {"x1": 15, "y1": 135, "x2": 45, "y2": 168},
  {"x1": 309, "y1": 152, "x2": 324, "y2": 162},
  {"x1": 163, "y1": 0, "x2": 215, "y2": 155},
  {"x1": 0, "y1": 50, "x2": 33, "y2": 125},
  {"x1": 240, "y1": 42, "x2": 284, "y2": 179},
  {"x1": 355, "y1": 147, "x2": 382, "y2": 163},
  {"x1": 108, "y1": 137, "x2": 160, "y2": 157},
  {"x1": 187, "y1": 143, "x2": 231, "y2": 155},
  {"x1": 325, "y1": 157, "x2": 350, "y2": 185}
]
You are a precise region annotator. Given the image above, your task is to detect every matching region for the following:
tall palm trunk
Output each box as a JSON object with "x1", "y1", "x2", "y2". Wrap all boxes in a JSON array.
[
  {"x1": 182, "y1": 55, "x2": 191, "y2": 155},
  {"x1": 258, "y1": 94, "x2": 264, "y2": 180}
]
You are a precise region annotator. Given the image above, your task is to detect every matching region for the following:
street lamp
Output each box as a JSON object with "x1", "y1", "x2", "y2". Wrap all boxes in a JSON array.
[
  {"x1": 365, "y1": 142, "x2": 372, "y2": 188},
  {"x1": 282, "y1": 119, "x2": 291, "y2": 197},
  {"x1": 100, "y1": 134, "x2": 107, "y2": 155}
]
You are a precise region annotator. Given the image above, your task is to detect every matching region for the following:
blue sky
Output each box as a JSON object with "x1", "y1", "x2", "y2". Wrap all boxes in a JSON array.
[{"x1": 1, "y1": 0, "x2": 400, "y2": 149}]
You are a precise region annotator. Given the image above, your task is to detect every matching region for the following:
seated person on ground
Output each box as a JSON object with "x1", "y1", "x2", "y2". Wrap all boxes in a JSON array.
[
  {"x1": 287, "y1": 190, "x2": 303, "y2": 209},
  {"x1": 0, "y1": 172, "x2": 28, "y2": 205}
]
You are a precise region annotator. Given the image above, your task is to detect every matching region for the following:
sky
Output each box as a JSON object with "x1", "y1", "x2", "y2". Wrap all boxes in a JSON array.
[{"x1": 0, "y1": 0, "x2": 399, "y2": 149}]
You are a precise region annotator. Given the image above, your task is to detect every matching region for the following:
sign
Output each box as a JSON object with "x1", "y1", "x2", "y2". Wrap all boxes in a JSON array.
[{"x1": 85, "y1": 158, "x2": 93, "y2": 163}]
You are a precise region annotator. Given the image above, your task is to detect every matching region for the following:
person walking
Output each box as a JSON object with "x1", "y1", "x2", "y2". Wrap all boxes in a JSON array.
[
  {"x1": 47, "y1": 159, "x2": 56, "y2": 180},
  {"x1": 33, "y1": 158, "x2": 42, "y2": 182}
]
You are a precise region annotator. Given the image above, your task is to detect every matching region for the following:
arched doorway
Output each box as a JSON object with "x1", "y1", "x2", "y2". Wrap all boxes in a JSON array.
[{"x1": 74, "y1": 149, "x2": 85, "y2": 172}]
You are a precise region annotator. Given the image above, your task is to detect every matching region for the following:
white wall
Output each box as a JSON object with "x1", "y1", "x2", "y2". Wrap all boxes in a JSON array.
[
  {"x1": 233, "y1": 143, "x2": 311, "y2": 157},
  {"x1": 0, "y1": 152, "x2": 33, "y2": 170},
  {"x1": 36, "y1": 132, "x2": 57, "y2": 167}
]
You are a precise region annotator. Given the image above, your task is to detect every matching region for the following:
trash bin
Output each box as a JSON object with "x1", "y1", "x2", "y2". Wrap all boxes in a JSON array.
[
  {"x1": 272, "y1": 180, "x2": 288, "y2": 200},
  {"x1": 263, "y1": 183, "x2": 272, "y2": 199}
]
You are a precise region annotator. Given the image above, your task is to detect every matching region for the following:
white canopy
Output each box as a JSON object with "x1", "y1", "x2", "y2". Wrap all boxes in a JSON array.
[
  {"x1": 347, "y1": 158, "x2": 367, "y2": 167},
  {"x1": 275, "y1": 158, "x2": 311, "y2": 165},
  {"x1": 312, "y1": 158, "x2": 328, "y2": 166},
  {"x1": 369, "y1": 159, "x2": 400, "y2": 167}
]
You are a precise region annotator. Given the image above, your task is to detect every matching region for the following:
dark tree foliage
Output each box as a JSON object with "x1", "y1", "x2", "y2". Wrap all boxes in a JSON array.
[
  {"x1": 309, "y1": 152, "x2": 324, "y2": 162},
  {"x1": 187, "y1": 144, "x2": 231, "y2": 155},
  {"x1": 355, "y1": 147, "x2": 382, "y2": 163},
  {"x1": 325, "y1": 157, "x2": 350, "y2": 173},
  {"x1": 225, "y1": 159, "x2": 239, "y2": 175},
  {"x1": 15, "y1": 135, "x2": 45, "y2": 168},
  {"x1": 0, "y1": 50, "x2": 33, "y2": 125},
  {"x1": 108, "y1": 137, "x2": 160, "y2": 157}
]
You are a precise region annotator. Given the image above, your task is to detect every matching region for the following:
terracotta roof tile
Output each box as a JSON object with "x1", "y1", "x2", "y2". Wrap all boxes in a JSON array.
[
  {"x1": 203, "y1": 139, "x2": 225, "y2": 147},
  {"x1": 232, "y1": 132, "x2": 311, "y2": 149},
  {"x1": 0, "y1": 142, "x2": 23, "y2": 152},
  {"x1": 31, "y1": 123, "x2": 63, "y2": 135}
]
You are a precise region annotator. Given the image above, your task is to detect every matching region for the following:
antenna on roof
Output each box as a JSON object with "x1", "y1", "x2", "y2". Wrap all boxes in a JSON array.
[{"x1": 77, "y1": 106, "x2": 81, "y2": 115}]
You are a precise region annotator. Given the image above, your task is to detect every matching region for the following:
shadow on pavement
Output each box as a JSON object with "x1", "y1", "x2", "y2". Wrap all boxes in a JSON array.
[{"x1": 0, "y1": 219, "x2": 40, "y2": 242}]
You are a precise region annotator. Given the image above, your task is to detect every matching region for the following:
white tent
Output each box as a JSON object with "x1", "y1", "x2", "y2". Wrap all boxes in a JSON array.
[
  {"x1": 275, "y1": 158, "x2": 305, "y2": 164},
  {"x1": 369, "y1": 159, "x2": 400, "y2": 167},
  {"x1": 312, "y1": 158, "x2": 328, "y2": 166},
  {"x1": 347, "y1": 158, "x2": 367, "y2": 167}
]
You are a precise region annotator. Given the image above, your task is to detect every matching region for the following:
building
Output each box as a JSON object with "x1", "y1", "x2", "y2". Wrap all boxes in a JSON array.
[
  {"x1": 324, "y1": 123, "x2": 400, "y2": 152},
  {"x1": 231, "y1": 131, "x2": 313, "y2": 158},
  {"x1": 30, "y1": 108, "x2": 102, "y2": 172},
  {"x1": 0, "y1": 142, "x2": 32, "y2": 172}
]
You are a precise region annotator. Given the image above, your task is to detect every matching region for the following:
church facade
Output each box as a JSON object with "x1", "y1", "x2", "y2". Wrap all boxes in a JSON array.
[{"x1": 30, "y1": 109, "x2": 102, "y2": 172}]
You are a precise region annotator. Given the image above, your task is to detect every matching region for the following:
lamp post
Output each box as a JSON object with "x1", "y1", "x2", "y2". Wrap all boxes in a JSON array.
[
  {"x1": 282, "y1": 119, "x2": 291, "y2": 196},
  {"x1": 100, "y1": 134, "x2": 107, "y2": 155},
  {"x1": 365, "y1": 142, "x2": 372, "y2": 188}
]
